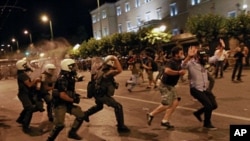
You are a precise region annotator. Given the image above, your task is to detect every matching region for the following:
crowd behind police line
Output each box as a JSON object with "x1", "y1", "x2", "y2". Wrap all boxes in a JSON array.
[{"x1": 14, "y1": 39, "x2": 249, "y2": 140}]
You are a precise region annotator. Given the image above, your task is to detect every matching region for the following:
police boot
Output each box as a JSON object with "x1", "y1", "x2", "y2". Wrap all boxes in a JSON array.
[
  {"x1": 47, "y1": 126, "x2": 64, "y2": 141},
  {"x1": 68, "y1": 118, "x2": 83, "y2": 140},
  {"x1": 16, "y1": 110, "x2": 26, "y2": 124},
  {"x1": 114, "y1": 103, "x2": 130, "y2": 133},
  {"x1": 68, "y1": 128, "x2": 82, "y2": 140},
  {"x1": 22, "y1": 110, "x2": 33, "y2": 133}
]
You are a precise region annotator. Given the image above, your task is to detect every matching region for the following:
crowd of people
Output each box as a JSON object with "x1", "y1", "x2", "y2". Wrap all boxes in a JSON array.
[{"x1": 14, "y1": 38, "x2": 249, "y2": 140}]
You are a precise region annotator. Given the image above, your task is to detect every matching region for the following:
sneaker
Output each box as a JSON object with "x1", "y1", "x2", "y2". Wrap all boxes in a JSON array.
[
  {"x1": 204, "y1": 125, "x2": 217, "y2": 130},
  {"x1": 161, "y1": 122, "x2": 174, "y2": 129},
  {"x1": 117, "y1": 125, "x2": 130, "y2": 133},
  {"x1": 193, "y1": 111, "x2": 202, "y2": 122},
  {"x1": 68, "y1": 132, "x2": 82, "y2": 140},
  {"x1": 237, "y1": 79, "x2": 243, "y2": 82},
  {"x1": 146, "y1": 113, "x2": 154, "y2": 126}
]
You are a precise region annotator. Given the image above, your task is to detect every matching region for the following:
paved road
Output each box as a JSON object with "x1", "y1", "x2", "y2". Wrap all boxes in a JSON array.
[{"x1": 0, "y1": 68, "x2": 250, "y2": 141}]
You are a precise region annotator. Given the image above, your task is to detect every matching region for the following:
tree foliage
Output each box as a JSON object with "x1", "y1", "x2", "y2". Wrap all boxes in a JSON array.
[{"x1": 186, "y1": 14, "x2": 226, "y2": 43}]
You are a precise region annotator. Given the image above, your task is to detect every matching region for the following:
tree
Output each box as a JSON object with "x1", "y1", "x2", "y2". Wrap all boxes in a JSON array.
[{"x1": 186, "y1": 14, "x2": 226, "y2": 44}]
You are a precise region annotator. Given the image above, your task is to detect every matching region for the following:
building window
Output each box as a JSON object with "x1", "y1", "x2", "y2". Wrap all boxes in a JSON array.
[
  {"x1": 191, "y1": 0, "x2": 201, "y2": 6},
  {"x1": 137, "y1": 17, "x2": 142, "y2": 26},
  {"x1": 94, "y1": 31, "x2": 97, "y2": 38},
  {"x1": 116, "y1": 6, "x2": 122, "y2": 16},
  {"x1": 170, "y1": 3, "x2": 178, "y2": 16},
  {"x1": 118, "y1": 24, "x2": 122, "y2": 33},
  {"x1": 127, "y1": 21, "x2": 132, "y2": 31},
  {"x1": 125, "y1": 2, "x2": 130, "y2": 12},
  {"x1": 144, "y1": 0, "x2": 152, "y2": 3},
  {"x1": 92, "y1": 15, "x2": 96, "y2": 23},
  {"x1": 103, "y1": 27, "x2": 108, "y2": 36},
  {"x1": 145, "y1": 12, "x2": 151, "y2": 21},
  {"x1": 135, "y1": 0, "x2": 140, "y2": 8},
  {"x1": 102, "y1": 10, "x2": 107, "y2": 19},
  {"x1": 228, "y1": 11, "x2": 237, "y2": 17},
  {"x1": 172, "y1": 28, "x2": 179, "y2": 35},
  {"x1": 97, "y1": 13, "x2": 100, "y2": 21},
  {"x1": 156, "y1": 8, "x2": 162, "y2": 20}
]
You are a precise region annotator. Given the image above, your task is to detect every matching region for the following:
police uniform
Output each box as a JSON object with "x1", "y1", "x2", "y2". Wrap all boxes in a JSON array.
[
  {"x1": 38, "y1": 71, "x2": 57, "y2": 121},
  {"x1": 47, "y1": 59, "x2": 85, "y2": 141},
  {"x1": 16, "y1": 60, "x2": 38, "y2": 133},
  {"x1": 85, "y1": 62, "x2": 130, "y2": 133}
]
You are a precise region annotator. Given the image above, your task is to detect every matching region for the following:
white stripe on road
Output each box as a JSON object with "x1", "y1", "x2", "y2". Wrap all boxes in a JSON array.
[
  {"x1": 75, "y1": 89, "x2": 250, "y2": 122},
  {"x1": 114, "y1": 95, "x2": 250, "y2": 122}
]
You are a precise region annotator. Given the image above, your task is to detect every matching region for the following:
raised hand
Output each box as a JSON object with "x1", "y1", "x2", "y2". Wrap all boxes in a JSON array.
[{"x1": 188, "y1": 46, "x2": 198, "y2": 57}]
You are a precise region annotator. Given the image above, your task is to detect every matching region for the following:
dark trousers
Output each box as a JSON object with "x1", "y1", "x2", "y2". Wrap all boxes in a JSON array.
[
  {"x1": 190, "y1": 88, "x2": 218, "y2": 126},
  {"x1": 232, "y1": 62, "x2": 243, "y2": 80},
  {"x1": 85, "y1": 95, "x2": 125, "y2": 127},
  {"x1": 215, "y1": 60, "x2": 224, "y2": 77},
  {"x1": 17, "y1": 93, "x2": 35, "y2": 129}
]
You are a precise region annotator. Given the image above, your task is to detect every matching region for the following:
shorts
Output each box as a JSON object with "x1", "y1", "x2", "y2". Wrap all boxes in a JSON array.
[{"x1": 159, "y1": 83, "x2": 179, "y2": 106}]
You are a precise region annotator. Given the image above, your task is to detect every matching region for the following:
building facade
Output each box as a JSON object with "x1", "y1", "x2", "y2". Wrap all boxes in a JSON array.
[{"x1": 90, "y1": 0, "x2": 250, "y2": 39}]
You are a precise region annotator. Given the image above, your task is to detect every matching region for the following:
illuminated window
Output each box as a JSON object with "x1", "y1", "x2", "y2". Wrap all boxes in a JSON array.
[
  {"x1": 172, "y1": 28, "x2": 179, "y2": 35},
  {"x1": 191, "y1": 0, "x2": 201, "y2": 5},
  {"x1": 102, "y1": 10, "x2": 107, "y2": 19},
  {"x1": 137, "y1": 17, "x2": 142, "y2": 25},
  {"x1": 156, "y1": 8, "x2": 162, "y2": 20},
  {"x1": 228, "y1": 11, "x2": 237, "y2": 18},
  {"x1": 125, "y1": 2, "x2": 130, "y2": 12},
  {"x1": 145, "y1": 11, "x2": 151, "y2": 21},
  {"x1": 118, "y1": 24, "x2": 122, "y2": 33},
  {"x1": 117, "y1": 6, "x2": 122, "y2": 16},
  {"x1": 135, "y1": 0, "x2": 140, "y2": 8},
  {"x1": 92, "y1": 15, "x2": 96, "y2": 23},
  {"x1": 170, "y1": 3, "x2": 178, "y2": 16},
  {"x1": 103, "y1": 27, "x2": 108, "y2": 36},
  {"x1": 127, "y1": 21, "x2": 132, "y2": 31}
]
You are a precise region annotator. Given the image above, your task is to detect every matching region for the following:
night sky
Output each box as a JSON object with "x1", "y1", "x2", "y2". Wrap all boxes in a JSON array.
[{"x1": 0, "y1": 0, "x2": 117, "y2": 46}]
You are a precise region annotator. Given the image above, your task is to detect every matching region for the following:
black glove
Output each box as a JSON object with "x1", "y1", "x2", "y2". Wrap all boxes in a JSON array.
[{"x1": 73, "y1": 95, "x2": 80, "y2": 104}]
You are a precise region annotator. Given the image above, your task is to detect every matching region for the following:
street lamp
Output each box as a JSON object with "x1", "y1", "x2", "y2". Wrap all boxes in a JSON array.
[
  {"x1": 24, "y1": 30, "x2": 33, "y2": 44},
  {"x1": 11, "y1": 38, "x2": 19, "y2": 50},
  {"x1": 41, "y1": 15, "x2": 54, "y2": 40}
]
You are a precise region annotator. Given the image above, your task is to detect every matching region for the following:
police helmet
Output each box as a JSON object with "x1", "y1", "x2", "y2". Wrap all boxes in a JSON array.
[
  {"x1": 16, "y1": 59, "x2": 28, "y2": 70},
  {"x1": 104, "y1": 55, "x2": 116, "y2": 66},
  {"x1": 44, "y1": 63, "x2": 56, "y2": 74},
  {"x1": 60, "y1": 58, "x2": 76, "y2": 72}
]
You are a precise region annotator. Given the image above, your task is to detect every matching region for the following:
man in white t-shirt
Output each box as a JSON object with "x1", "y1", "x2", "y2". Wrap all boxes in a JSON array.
[{"x1": 214, "y1": 39, "x2": 227, "y2": 78}]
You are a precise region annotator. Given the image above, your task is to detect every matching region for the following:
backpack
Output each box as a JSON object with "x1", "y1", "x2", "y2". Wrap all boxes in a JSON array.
[
  {"x1": 87, "y1": 71, "x2": 104, "y2": 98},
  {"x1": 87, "y1": 65, "x2": 117, "y2": 98},
  {"x1": 151, "y1": 60, "x2": 158, "y2": 72}
]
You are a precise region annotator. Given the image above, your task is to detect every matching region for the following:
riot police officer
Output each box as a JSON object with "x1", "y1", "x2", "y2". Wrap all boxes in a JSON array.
[
  {"x1": 16, "y1": 59, "x2": 40, "y2": 133},
  {"x1": 36, "y1": 63, "x2": 57, "y2": 122},
  {"x1": 85, "y1": 55, "x2": 130, "y2": 133},
  {"x1": 47, "y1": 58, "x2": 85, "y2": 141}
]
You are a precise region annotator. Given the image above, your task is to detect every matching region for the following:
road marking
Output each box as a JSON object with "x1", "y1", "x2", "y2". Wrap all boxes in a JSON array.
[
  {"x1": 76, "y1": 88, "x2": 250, "y2": 122},
  {"x1": 114, "y1": 95, "x2": 250, "y2": 122}
]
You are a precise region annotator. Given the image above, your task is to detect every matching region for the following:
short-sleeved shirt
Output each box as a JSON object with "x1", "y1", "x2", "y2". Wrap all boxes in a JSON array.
[
  {"x1": 17, "y1": 71, "x2": 31, "y2": 94},
  {"x1": 161, "y1": 58, "x2": 181, "y2": 86}
]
